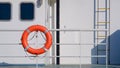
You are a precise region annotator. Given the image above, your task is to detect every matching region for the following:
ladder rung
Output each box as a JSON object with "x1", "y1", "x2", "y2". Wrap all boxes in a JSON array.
[
  {"x1": 98, "y1": 35, "x2": 106, "y2": 38},
  {"x1": 98, "y1": 8, "x2": 110, "y2": 10},
  {"x1": 96, "y1": 11, "x2": 106, "y2": 12},
  {"x1": 96, "y1": 37, "x2": 105, "y2": 39},
  {"x1": 92, "y1": 55, "x2": 106, "y2": 57},
  {"x1": 97, "y1": 43, "x2": 106, "y2": 45},
  {"x1": 97, "y1": 37, "x2": 106, "y2": 39},
  {"x1": 98, "y1": 49, "x2": 106, "y2": 51},
  {"x1": 96, "y1": 24, "x2": 107, "y2": 26},
  {"x1": 97, "y1": 22, "x2": 110, "y2": 24}
]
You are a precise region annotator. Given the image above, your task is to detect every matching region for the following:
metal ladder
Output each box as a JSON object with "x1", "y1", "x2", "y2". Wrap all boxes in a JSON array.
[{"x1": 94, "y1": 0, "x2": 110, "y2": 64}]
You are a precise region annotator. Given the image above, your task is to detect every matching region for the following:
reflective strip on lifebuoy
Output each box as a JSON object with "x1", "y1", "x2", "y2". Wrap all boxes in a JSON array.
[{"x1": 21, "y1": 25, "x2": 52, "y2": 55}]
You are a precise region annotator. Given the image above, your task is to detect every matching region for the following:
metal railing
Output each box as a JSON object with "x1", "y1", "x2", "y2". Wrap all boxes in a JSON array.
[{"x1": 0, "y1": 29, "x2": 109, "y2": 68}]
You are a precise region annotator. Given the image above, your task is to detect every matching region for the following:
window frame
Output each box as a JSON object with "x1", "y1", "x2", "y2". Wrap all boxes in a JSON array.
[
  {"x1": 20, "y1": 2, "x2": 35, "y2": 20},
  {"x1": 0, "y1": 2, "x2": 11, "y2": 20}
]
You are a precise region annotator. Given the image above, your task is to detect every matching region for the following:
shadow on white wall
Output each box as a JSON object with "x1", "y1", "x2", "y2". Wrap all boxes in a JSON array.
[{"x1": 92, "y1": 30, "x2": 120, "y2": 65}]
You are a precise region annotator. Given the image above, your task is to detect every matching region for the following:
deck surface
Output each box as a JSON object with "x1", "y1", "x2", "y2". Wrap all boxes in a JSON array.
[{"x1": 0, "y1": 64, "x2": 120, "y2": 68}]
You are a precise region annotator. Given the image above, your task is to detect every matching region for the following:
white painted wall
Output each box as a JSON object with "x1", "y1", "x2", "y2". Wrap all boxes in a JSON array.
[
  {"x1": 60, "y1": 0, "x2": 94, "y2": 64},
  {"x1": 0, "y1": 0, "x2": 48, "y2": 64},
  {"x1": 0, "y1": 0, "x2": 120, "y2": 65}
]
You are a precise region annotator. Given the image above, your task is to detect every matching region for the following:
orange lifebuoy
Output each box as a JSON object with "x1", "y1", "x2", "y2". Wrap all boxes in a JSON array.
[{"x1": 21, "y1": 25, "x2": 52, "y2": 55}]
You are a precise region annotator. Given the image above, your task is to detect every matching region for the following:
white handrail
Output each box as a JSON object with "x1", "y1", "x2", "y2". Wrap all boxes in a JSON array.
[
  {"x1": 0, "y1": 55, "x2": 106, "y2": 58},
  {"x1": 0, "y1": 29, "x2": 108, "y2": 32},
  {"x1": 0, "y1": 43, "x2": 106, "y2": 46}
]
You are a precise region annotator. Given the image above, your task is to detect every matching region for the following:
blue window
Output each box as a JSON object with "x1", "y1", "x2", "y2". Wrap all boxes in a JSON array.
[
  {"x1": 0, "y1": 3, "x2": 11, "y2": 20},
  {"x1": 20, "y1": 3, "x2": 34, "y2": 20}
]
